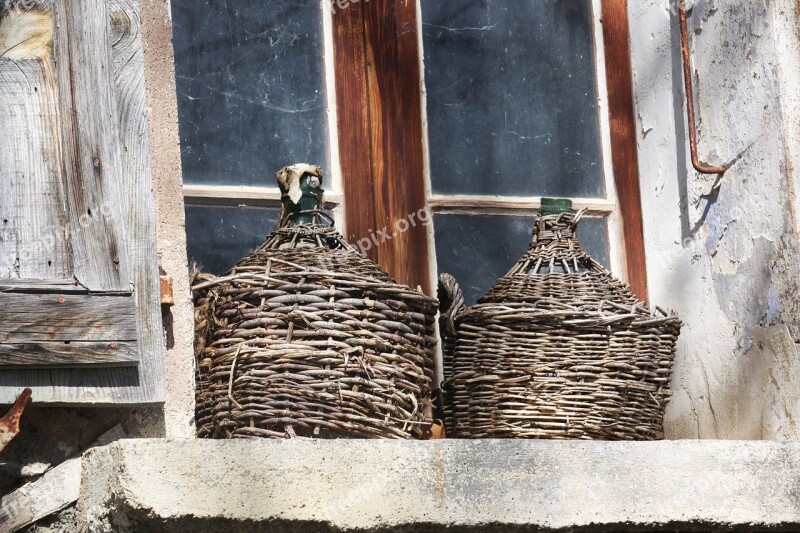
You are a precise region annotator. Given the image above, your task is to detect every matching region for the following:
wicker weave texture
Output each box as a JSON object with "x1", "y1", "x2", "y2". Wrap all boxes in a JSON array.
[
  {"x1": 439, "y1": 211, "x2": 681, "y2": 440},
  {"x1": 194, "y1": 225, "x2": 438, "y2": 439}
]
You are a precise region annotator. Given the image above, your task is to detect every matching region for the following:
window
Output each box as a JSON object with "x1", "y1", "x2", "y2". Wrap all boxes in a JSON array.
[
  {"x1": 176, "y1": 0, "x2": 645, "y2": 304},
  {"x1": 422, "y1": 0, "x2": 617, "y2": 304},
  {"x1": 172, "y1": 0, "x2": 343, "y2": 274}
]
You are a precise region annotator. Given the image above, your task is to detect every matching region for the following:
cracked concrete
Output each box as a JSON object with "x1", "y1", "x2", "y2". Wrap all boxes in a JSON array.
[{"x1": 630, "y1": 0, "x2": 800, "y2": 439}]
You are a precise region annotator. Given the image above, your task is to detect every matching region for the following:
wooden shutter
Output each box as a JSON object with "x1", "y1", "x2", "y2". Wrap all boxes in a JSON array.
[{"x1": 0, "y1": 0, "x2": 164, "y2": 403}]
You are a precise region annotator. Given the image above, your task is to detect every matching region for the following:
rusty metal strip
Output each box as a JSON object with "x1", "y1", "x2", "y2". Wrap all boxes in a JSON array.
[
  {"x1": 0, "y1": 388, "x2": 32, "y2": 454},
  {"x1": 679, "y1": 0, "x2": 728, "y2": 175}
]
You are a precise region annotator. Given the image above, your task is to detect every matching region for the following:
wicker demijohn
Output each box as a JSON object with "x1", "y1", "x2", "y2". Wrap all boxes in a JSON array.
[
  {"x1": 194, "y1": 165, "x2": 438, "y2": 439},
  {"x1": 438, "y1": 200, "x2": 681, "y2": 440}
]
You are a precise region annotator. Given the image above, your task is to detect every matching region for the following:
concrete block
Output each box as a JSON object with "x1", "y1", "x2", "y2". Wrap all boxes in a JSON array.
[{"x1": 76, "y1": 439, "x2": 800, "y2": 531}]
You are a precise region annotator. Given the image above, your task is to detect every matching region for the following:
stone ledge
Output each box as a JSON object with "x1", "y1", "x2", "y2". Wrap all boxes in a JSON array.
[{"x1": 77, "y1": 439, "x2": 800, "y2": 532}]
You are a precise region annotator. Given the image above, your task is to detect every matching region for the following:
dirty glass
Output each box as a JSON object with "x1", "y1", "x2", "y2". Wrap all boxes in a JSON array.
[
  {"x1": 434, "y1": 214, "x2": 609, "y2": 305},
  {"x1": 421, "y1": 0, "x2": 603, "y2": 198},
  {"x1": 172, "y1": 0, "x2": 329, "y2": 186},
  {"x1": 185, "y1": 206, "x2": 281, "y2": 275}
]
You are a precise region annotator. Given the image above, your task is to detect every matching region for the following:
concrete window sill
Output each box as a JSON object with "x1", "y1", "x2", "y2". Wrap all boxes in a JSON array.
[{"x1": 77, "y1": 439, "x2": 800, "y2": 532}]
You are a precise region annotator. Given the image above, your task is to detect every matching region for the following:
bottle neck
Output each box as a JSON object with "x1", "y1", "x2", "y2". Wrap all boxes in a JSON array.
[
  {"x1": 280, "y1": 173, "x2": 325, "y2": 227},
  {"x1": 534, "y1": 198, "x2": 576, "y2": 243}
]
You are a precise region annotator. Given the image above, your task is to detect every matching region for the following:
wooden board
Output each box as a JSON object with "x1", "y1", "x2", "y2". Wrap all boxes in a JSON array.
[
  {"x1": 0, "y1": 0, "x2": 165, "y2": 403},
  {"x1": 0, "y1": 292, "x2": 137, "y2": 343},
  {"x1": 0, "y1": 457, "x2": 81, "y2": 533},
  {"x1": 600, "y1": 0, "x2": 649, "y2": 302},
  {"x1": 0, "y1": 342, "x2": 138, "y2": 368},
  {"x1": 333, "y1": 0, "x2": 432, "y2": 293},
  {"x1": 53, "y1": 0, "x2": 130, "y2": 292},
  {"x1": 0, "y1": 21, "x2": 72, "y2": 281}
]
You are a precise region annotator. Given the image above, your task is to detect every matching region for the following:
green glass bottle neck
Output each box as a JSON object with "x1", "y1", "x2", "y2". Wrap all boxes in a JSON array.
[
  {"x1": 540, "y1": 198, "x2": 573, "y2": 217},
  {"x1": 281, "y1": 173, "x2": 325, "y2": 226}
]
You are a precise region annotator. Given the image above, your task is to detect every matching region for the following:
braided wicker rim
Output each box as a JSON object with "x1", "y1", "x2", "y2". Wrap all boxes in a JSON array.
[
  {"x1": 440, "y1": 210, "x2": 682, "y2": 440},
  {"x1": 194, "y1": 221, "x2": 438, "y2": 440}
]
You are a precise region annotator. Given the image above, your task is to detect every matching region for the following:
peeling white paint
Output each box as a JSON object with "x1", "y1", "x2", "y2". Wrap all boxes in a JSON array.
[{"x1": 630, "y1": 0, "x2": 800, "y2": 438}]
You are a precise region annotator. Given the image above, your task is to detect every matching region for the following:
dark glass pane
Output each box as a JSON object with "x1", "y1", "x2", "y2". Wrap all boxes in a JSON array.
[
  {"x1": 422, "y1": 0, "x2": 603, "y2": 197},
  {"x1": 185, "y1": 206, "x2": 281, "y2": 275},
  {"x1": 434, "y1": 214, "x2": 609, "y2": 305},
  {"x1": 172, "y1": 0, "x2": 328, "y2": 186}
]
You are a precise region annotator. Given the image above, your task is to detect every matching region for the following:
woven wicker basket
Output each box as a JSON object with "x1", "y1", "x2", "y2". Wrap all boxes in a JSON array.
[
  {"x1": 194, "y1": 165, "x2": 438, "y2": 439},
  {"x1": 438, "y1": 204, "x2": 681, "y2": 440}
]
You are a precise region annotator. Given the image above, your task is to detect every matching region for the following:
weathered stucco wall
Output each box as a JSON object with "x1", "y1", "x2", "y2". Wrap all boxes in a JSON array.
[
  {"x1": 630, "y1": 0, "x2": 800, "y2": 438},
  {"x1": 140, "y1": 0, "x2": 196, "y2": 439}
]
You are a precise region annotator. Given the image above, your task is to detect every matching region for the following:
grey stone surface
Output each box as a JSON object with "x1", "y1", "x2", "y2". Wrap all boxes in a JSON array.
[{"x1": 76, "y1": 439, "x2": 800, "y2": 532}]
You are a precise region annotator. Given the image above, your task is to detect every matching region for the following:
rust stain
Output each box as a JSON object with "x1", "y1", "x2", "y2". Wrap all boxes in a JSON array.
[
  {"x1": 0, "y1": 387, "x2": 32, "y2": 454},
  {"x1": 160, "y1": 273, "x2": 175, "y2": 306}
]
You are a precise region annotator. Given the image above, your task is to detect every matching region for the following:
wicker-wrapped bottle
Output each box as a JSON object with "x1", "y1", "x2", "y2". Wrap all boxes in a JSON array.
[
  {"x1": 438, "y1": 199, "x2": 681, "y2": 440},
  {"x1": 194, "y1": 165, "x2": 438, "y2": 439}
]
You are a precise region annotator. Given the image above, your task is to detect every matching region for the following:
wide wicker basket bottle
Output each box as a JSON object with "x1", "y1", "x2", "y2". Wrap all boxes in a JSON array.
[
  {"x1": 194, "y1": 165, "x2": 438, "y2": 439},
  {"x1": 438, "y1": 199, "x2": 681, "y2": 440}
]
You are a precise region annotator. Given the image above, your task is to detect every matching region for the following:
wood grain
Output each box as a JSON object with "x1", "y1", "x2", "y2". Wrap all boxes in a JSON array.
[
  {"x1": 332, "y1": 1, "x2": 377, "y2": 259},
  {"x1": 0, "y1": 0, "x2": 165, "y2": 403},
  {"x1": 0, "y1": 5, "x2": 72, "y2": 280},
  {"x1": 0, "y1": 457, "x2": 80, "y2": 532},
  {"x1": 0, "y1": 342, "x2": 138, "y2": 368},
  {"x1": 362, "y1": 0, "x2": 431, "y2": 292},
  {"x1": 334, "y1": 0, "x2": 431, "y2": 293},
  {"x1": 53, "y1": 0, "x2": 130, "y2": 292},
  {"x1": 107, "y1": 0, "x2": 165, "y2": 400},
  {"x1": 0, "y1": 292, "x2": 137, "y2": 342},
  {"x1": 600, "y1": 0, "x2": 649, "y2": 302},
  {"x1": 0, "y1": 280, "x2": 88, "y2": 294}
]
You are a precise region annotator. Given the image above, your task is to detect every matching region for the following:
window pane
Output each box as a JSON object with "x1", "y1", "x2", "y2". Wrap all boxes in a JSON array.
[
  {"x1": 185, "y1": 206, "x2": 281, "y2": 275},
  {"x1": 172, "y1": 0, "x2": 328, "y2": 186},
  {"x1": 434, "y1": 214, "x2": 609, "y2": 305},
  {"x1": 422, "y1": 0, "x2": 603, "y2": 198}
]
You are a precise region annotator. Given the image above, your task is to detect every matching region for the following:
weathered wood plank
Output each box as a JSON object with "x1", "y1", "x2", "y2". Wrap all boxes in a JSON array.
[
  {"x1": 332, "y1": 2, "x2": 378, "y2": 262},
  {"x1": 53, "y1": 0, "x2": 131, "y2": 292},
  {"x1": 0, "y1": 341, "x2": 138, "y2": 367},
  {"x1": 0, "y1": 0, "x2": 164, "y2": 403},
  {"x1": 0, "y1": 279, "x2": 88, "y2": 294},
  {"x1": 600, "y1": 0, "x2": 648, "y2": 301},
  {"x1": 0, "y1": 457, "x2": 80, "y2": 532},
  {"x1": 108, "y1": 0, "x2": 164, "y2": 402},
  {"x1": 335, "y1": 1, "x2": 432, "y2": 293},
  {"x1": 0, "y1": 292, "x2": 137, "y2": 342},
  {"x1": 0, "y1": 3, "x2": 72, "y2": 280}
]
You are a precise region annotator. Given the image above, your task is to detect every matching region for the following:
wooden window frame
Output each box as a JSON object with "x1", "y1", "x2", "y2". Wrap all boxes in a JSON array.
[{"x1": 332, "y1": 0, "x2": 648, "y2": 301}]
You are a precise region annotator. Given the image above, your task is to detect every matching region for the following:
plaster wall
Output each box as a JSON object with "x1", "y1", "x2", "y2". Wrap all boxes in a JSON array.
[
  {"x1": 140, "y1": 0, "x2": 195, "y2": 439},
  {"x1": 629, "y1": 0, "x2": 800, "y2": 438}
]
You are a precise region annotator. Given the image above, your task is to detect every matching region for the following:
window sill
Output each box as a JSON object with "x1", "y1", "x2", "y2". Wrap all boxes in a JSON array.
[{"x1": 78, "y1": 439, "x2": 799, "y2": 531}]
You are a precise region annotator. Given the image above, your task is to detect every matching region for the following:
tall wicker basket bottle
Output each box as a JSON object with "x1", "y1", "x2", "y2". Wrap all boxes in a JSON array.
[
  {"x1": 194, "y1": 165, "x2": 438, "y2": 439},
  {"x1": 438, "y1": 199, "x2": 682, "y2": 440}
]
